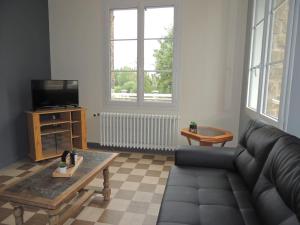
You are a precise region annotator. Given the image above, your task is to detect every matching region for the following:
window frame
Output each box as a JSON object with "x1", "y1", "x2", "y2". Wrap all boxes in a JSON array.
[
  {"x1": 246, "y1": 0, "x2": 298, "y2": 128},
  {"x1": 104, "y1": 0, "x2": 180, "y2": 108}
]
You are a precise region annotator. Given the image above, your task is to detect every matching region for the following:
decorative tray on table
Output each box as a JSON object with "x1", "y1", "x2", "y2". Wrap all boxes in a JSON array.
[{"x1": 52, "y1": 151, "x2": 83, "y2": 178}]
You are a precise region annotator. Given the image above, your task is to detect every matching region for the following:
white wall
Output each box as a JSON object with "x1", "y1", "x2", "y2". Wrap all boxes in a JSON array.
[{"x1": 49, "y1": 0, "x2": 248, "y2": 146}]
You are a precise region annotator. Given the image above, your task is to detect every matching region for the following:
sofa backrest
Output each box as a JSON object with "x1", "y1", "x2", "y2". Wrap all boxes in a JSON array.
[
  {"x1": 235, "y1": 120, "x2": 287, "y2": 190},
  {"x1": 253, "y1": 136, "x2": 300, "y2": 225}
]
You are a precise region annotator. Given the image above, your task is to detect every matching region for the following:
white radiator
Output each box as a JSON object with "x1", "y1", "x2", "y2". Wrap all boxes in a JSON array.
[{"x1": 100, "y1": 112, "x2": 179, "y2": 150}]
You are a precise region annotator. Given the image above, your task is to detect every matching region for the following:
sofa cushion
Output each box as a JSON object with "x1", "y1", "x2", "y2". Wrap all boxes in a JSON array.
[
  {"x1": 157, "y1": 166, "x2": 261, "y2": 225},
  {"x1": 253, "y1": 136, "x2": 300, "y2": 225},
  {"x1": 236, "y1": 120, "x2": 287, "y2": 190}
]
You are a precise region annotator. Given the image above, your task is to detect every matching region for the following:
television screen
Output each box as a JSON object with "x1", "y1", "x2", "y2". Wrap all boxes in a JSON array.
[{"x1": 31, "y1": 80, "x2": 79, "y2": 110}]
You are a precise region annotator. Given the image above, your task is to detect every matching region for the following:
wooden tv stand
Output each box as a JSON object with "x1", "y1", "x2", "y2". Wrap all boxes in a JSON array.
[{"x1": 26, "y1": 107, "x2": 87, "y2": 161}]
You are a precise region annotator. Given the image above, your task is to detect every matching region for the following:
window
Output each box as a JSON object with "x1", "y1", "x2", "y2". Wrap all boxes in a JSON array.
[
  {"x1": 247, "y1": 0, "x2": 296, "y2": 123},
  {"x1": 107, "y1": 1, "x2": 177, "y2": 105},
  {"x1": 110, "y1": 9, "x2": 138, "y2": 102}
]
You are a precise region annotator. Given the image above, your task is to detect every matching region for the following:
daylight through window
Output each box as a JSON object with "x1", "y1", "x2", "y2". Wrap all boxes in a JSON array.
[
  {"x1": 109, "y1": 5, "x2": 175, "y2": 104},
  {"x1": 247, "y1": 0, "x2": 292, "y2": 122}
]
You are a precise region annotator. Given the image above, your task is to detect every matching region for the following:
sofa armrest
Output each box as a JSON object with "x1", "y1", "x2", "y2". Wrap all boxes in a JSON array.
[{"x1": 175, "y1": 146, "x2": 240, "y2": 170}]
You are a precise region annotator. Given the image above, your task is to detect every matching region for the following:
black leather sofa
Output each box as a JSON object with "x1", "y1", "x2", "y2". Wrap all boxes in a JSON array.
[{"x1": 157, "y1": 120, "x2": 300, "y2": 225}]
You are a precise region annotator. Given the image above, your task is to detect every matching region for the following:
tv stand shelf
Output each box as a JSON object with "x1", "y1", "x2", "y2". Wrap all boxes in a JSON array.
[{"x1": 26, "y1": 107, "x2": 87, "y2": 161}]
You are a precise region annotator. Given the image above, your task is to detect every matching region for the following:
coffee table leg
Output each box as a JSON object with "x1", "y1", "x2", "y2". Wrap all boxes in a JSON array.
[
  {"x1": 102, "y1": 167, "x2": 111, "y2": 201},
  {"x1": 13, "y1": 205, "x2": 23, "y2": 225},
  {"x1": 48, "y1": 210, "x2": 60, "y2": 225}
]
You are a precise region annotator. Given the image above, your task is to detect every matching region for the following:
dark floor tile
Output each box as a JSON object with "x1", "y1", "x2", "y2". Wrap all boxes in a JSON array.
[
  {"x1": 111, "y1": 161, "x2": 123, "y2": 167},
  {"x1": 136, "y1": 164, "x2": 150, "y2": 169},
  {"x1": 24, "y1": 213, "x2": 48, "y2": 225},
  {"x1": 152, "y1": 160, "x2": 165, "y2": 165},
  {"x1": 117, "y1": 168, "x2": 133, "y2": 174},
  {"x1": 126, "y1": 158, "x2": 140, "y2": 163},
  {"x1": 114, "y1": 190, "x2": 135, "y2": 200},
  {"x1": 17, "y1": 171, "x2": 32, "y2": 178},
  {"x1": 138, "y1": 183, "x2": 156, "y2": 192},
  {"x1": 88, "y1": 196, "x2": 109, "y2": 208},
  {"x1": 24, "y1": 205, "x2": 39, "y2": 212},
  {"x1": 17, "y1": 164, "x2": 35, "y2": 171},
  {"x1": 145, "y1": 170, "x2": 161, "y2": 177},
  {"x1": 71, "y1": 219, "x2": 94, "y2": 225},
  {"x1": 98, "y1": 209, "x2": 124, "y2": 224},
  {"x1": 142, "y1": 155, "x2": 155, "y2": 159},
  {"x1": 0, "y1": 176, "x2": 13, "y2": 184},
  {"x1": 119, "y1": 153, "x2": 131, "y2": 157},
  {"x1": 127, "y1": 175, "x2": 143, "y2": 182},
  {"x1": 0, "y1": 208, "x2": 12, "y2": 221},
  {"x1": 110, "y1": 180, "x2": 123, "y2": 189},
  {"x1": 167, "y1": 156, "x2": 175, "y2": 161},
  {"x1": 163, "y1": 165, "x2": 171, "y2": 171},
  {"x1": 159, "y1": 178, "x2": 167, "y2": 185}
]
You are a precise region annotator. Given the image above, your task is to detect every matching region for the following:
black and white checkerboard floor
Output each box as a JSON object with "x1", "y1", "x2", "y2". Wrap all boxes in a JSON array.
[{"x1": 0, "y1": 152, "x2": 174, "y2": 225}]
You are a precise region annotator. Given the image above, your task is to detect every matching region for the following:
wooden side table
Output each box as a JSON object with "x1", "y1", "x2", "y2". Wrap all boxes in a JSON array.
[{"x1": 181, "y1": 126, "x2": 233, "y2": 147}]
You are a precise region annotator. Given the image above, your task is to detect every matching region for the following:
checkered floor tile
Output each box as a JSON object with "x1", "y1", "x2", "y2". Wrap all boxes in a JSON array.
[{"x1": 0, "y1": 152, "x2": 174, "y2": 225}]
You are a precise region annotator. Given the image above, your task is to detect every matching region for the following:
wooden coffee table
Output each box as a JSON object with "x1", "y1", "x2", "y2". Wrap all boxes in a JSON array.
[
  {"x1": 181, "y1": 126, "x2": 233, "y2": 146},
  {"x1": 0, "y1": 150, "x2": 118, "y2": 225}
]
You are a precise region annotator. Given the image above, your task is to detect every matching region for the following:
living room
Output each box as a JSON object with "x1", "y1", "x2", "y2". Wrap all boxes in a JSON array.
[{"x1": 0, "y1": 0, "x2": 300, "y2": 224}]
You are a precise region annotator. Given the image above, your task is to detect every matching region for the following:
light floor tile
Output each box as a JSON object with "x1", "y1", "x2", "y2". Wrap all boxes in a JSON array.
[
  {"x1": 141, "y1": 176, "x2": 160, "y2": 185},
  {"x1": 149, "y1": 165, "x2": 164, "y2": 171},
  {"x1": 121, "y1": 162, "x2": 136, "y2": 169},
  {"x1": 88, "y1": 178, "x2": 102, "y2": 187},
  {"x1": 120, "y1": 182, "x2": 140, "y2": 191},
  {"x1": 138, "y1": 159, "x2": 152, "y2": 164},
  {"x1": 133, "y1": 192, "x2": 153, "y2": 203},
  {"x1": 109, "y1": 166, "x2": 120, "y2": 173},
  {"x1": 0, "y1": 169, "x2": 24, "y2": 177},
  {"x1": 160, "y1": 171, "x2": 169, "y2": 178},
  {"x1": 147, "y1": 203, "x2": 161, "y2": 216},
  {"x1": 1, "y1": 203, "x2": 12, "y2": 209},
  {"x1": 119, "y1": 212, "x2": 145, "y2": 225},
  {"x1": 155, "y1": 185, "x2": 166, "y2": 194},
  {"x1": 107, "y1": 199, "x2": 130, "y2": 211},
  {"x1": 110, "y1": 173, "x2": 129, "y2": 181},
  {"x1": 130, "y1": 169, "x2": 147, "y2": 176},
  {"x1": 114, "y1": 157, "x2": 128, "y2": 162}
]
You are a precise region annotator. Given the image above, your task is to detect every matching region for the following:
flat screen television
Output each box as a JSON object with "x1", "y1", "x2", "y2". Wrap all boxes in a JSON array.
[{"x1": 31, "y1": 80, "x2": 79, "y2": 110}]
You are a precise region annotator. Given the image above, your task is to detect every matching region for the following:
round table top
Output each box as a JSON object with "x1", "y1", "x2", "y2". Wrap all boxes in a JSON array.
[{"x1": 181, "y1": 126, "x2": 233, "y2": 144}]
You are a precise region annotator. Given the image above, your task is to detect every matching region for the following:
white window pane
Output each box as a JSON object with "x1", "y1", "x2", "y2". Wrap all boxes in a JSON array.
[
  {"x1": 144, "y1": 40, "x2": 173, "y2": 71},
  {"x1": 111, "y1": 9, "x2": 137, "y2": 39},
  {"x1": 252, "y1": 22, "x2": 264, "y2": 67},
  {"x1": 255, "y1": 0, "x2": 266, "y2": 23},
  {"x1": 270, "y1": 1, "x2": 289, "y2": 62},
  {"x1": 145, "y1": 7, "x2": 174, "y2": 39},
  {"x1": 264, "y1": 63, "x2": 283, "y2": 119},
  {"x1": 248, "y1": 69, "x2": 260, "y2": 110},
  {"x1": 111, "y1": 40, "x2": 137, "y2": 70},
  {"x1": 144, "y1": 72, "x2": 172, "y2": 103},
  {"x1": 273, "y1": 0, "x2": 286, "y2": 9},
  {"x1": 111, "y1": 71, "x2": 137, "y2": 101}
]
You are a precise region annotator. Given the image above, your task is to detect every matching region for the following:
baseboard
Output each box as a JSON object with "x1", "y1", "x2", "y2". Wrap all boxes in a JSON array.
[{"x1": 87, "y1": 142, "x2": 175, "y2": 155}]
